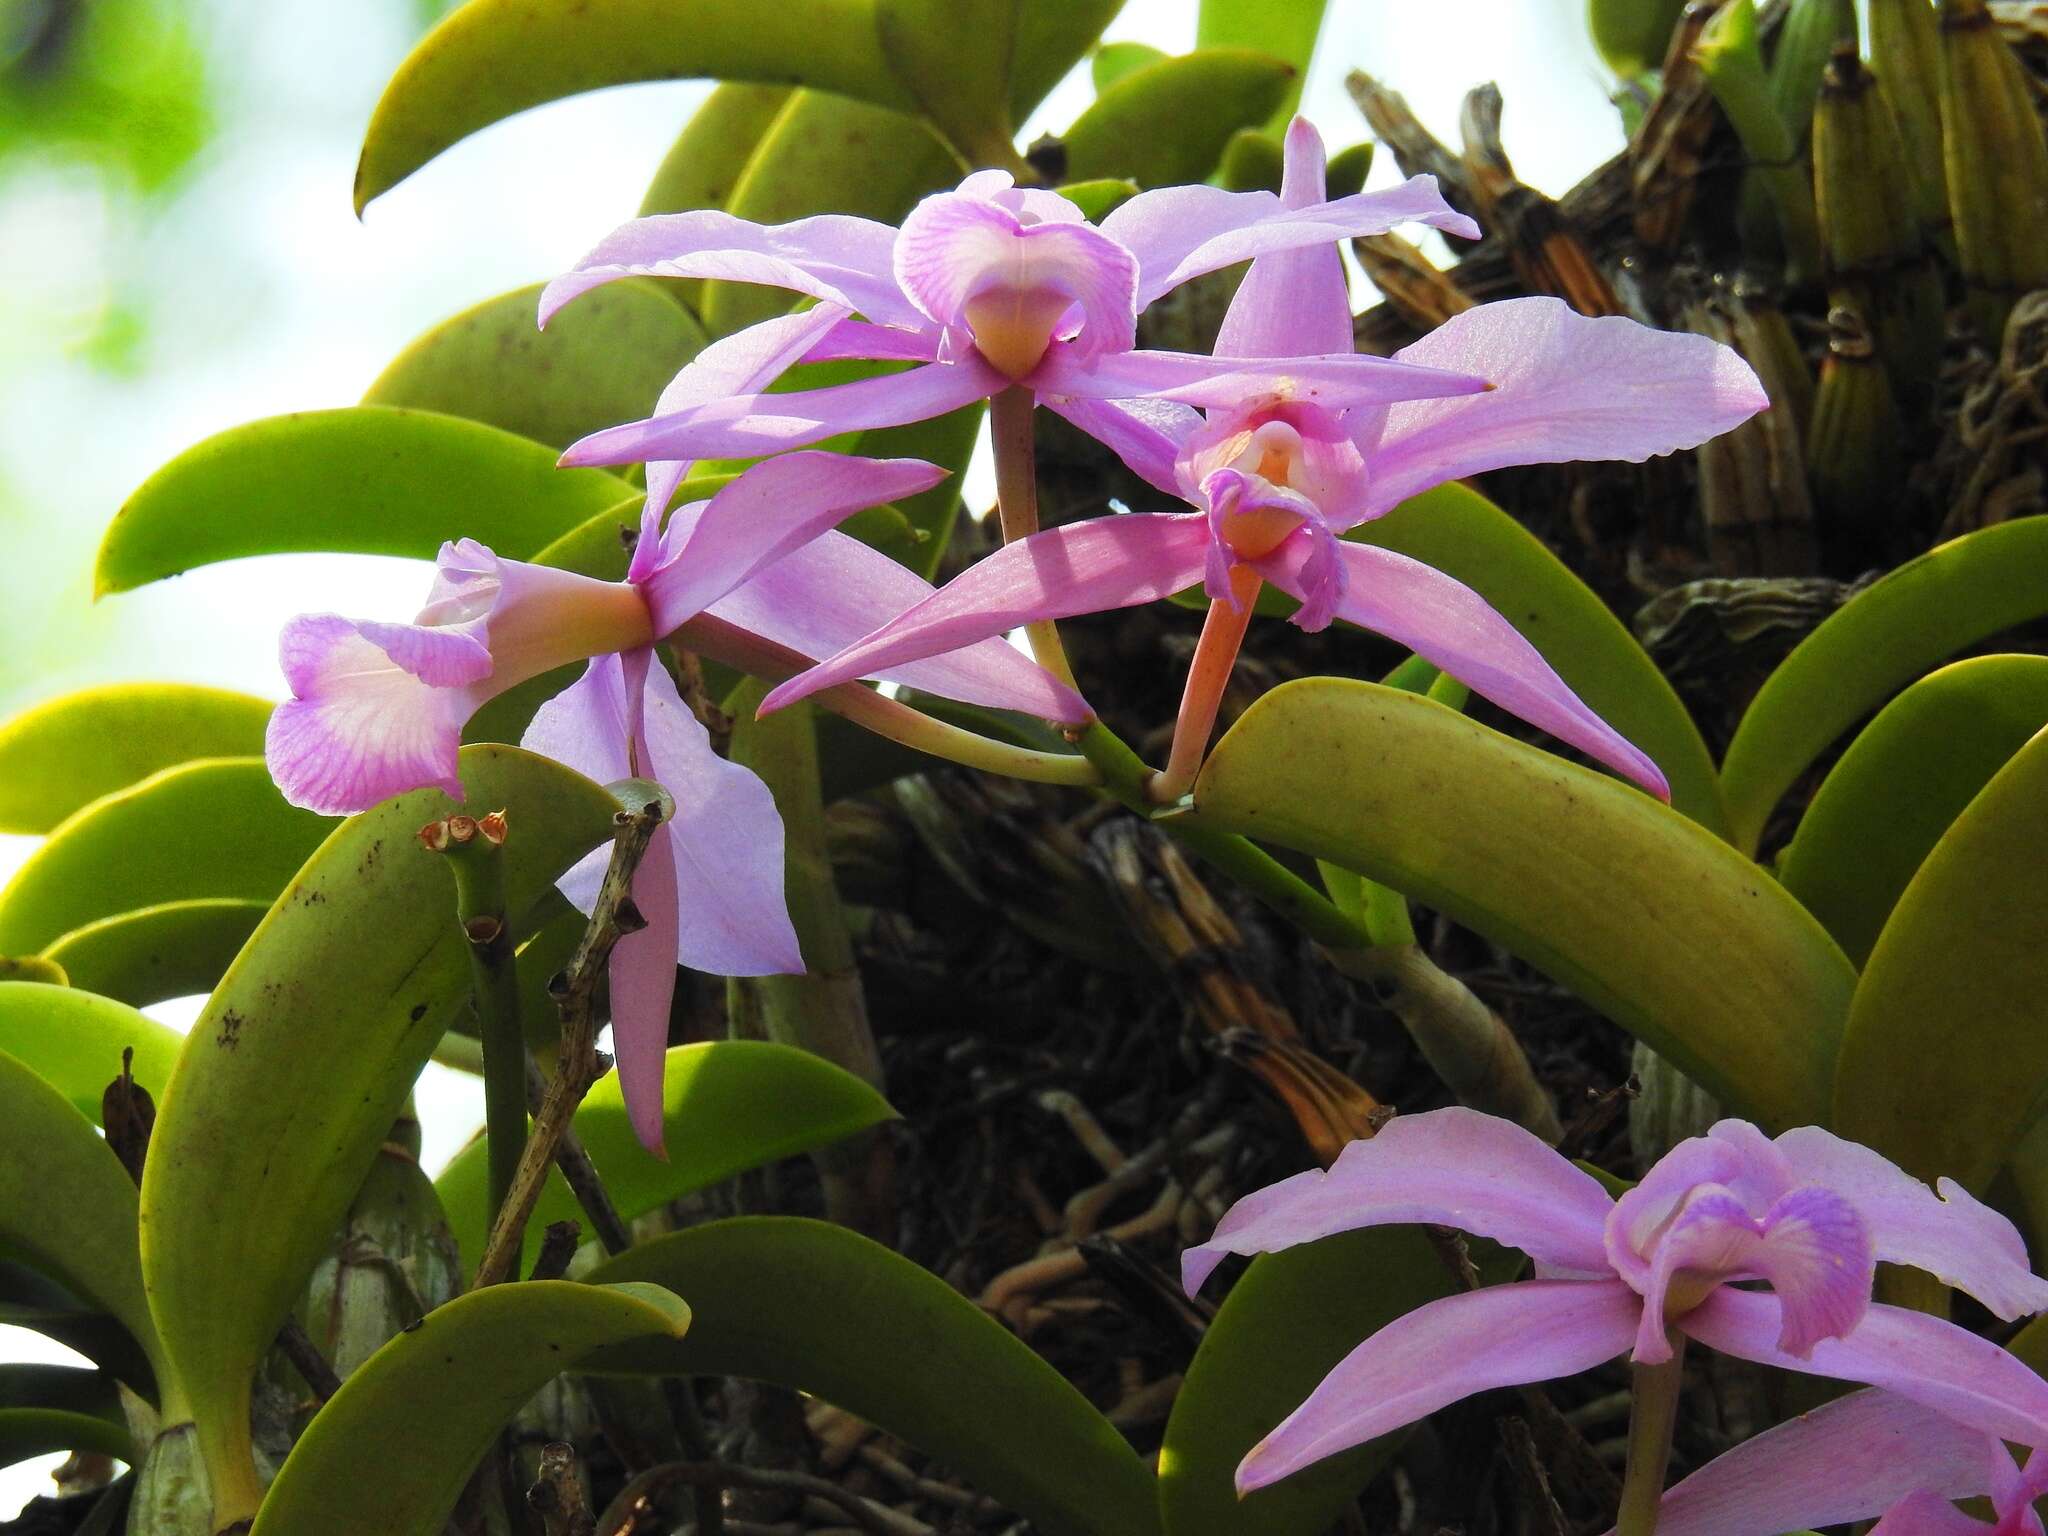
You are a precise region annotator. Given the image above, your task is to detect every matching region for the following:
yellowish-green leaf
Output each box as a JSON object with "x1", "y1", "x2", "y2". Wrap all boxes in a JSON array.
[
  {"x1": 0, "y1": 982, "x2": 181, "y2": 1120},
  {"x1": 1194, "y1": 680, "x2": 1854, "y2": 1128},
  {"x1": 1589, "y1": 0, "x2": 1690, "y2": 74},
  {"x1": 876, "y1": 0, "x2": 1020, "y2": 168},
  {"x1": 249, "y1": 1282, "x2": 690, "y2": 1536},
  {"x1": 1833, "y1": 727, "x2": 2048, "y2": 1191},
  {"x1": 1063, "y1": 49, "x2": 1296, "y2": 186},
  {"x1": 1197, "y1": 0, "x2": 1324, "y2": 125},
  {"x1": 1093, "y1": 40, "x2": 1167, "y2": 91},
  {"x1": 1721, "y1": 517, "x2": 2048, "y2": 855},
  {"x1": 0, "y1": 684, "x2": 271, "y2": 835},
  {"x1": 41, "y1": 900, "x2": 267, "y2": 1009},
  {"x1": 1780, "y1": 656, "x2": 2048, "y2": 966}
]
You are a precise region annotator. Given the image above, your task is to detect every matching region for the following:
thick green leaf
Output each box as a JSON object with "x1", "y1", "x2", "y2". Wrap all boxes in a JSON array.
[
  {"x1": 138, "y1": 746, "x2": 618, "y2": 1528},
  {"x1": 1058, "y1": 177, "x2": 1139, "y2": 220},
  {"x1": 1010, "y1": 0, "x2": 1125, "y2": 124},
  {"x1": 99, "y1": 407, "x2": 635, "y2": 594},
  {"x1": 1161, "y1": 1228, "x2": 1457, "y2": 1536},
  {"x1": 1721, "y1": 518, "x2": 2048, "y2": 855},
  {"x1": 1833, "y1": 727, "x2": 2048, "y2": 1191},
  {"x1": 0, "y1": 760, "x2": 330, "y2": 958},
  {"x1": 41, "y1": 900, "x2": 267, "y2": 1008},
  {"x1": 876, "y1": 0, "x2": 1020, "y2": 167},
  {"x1": 364, "y1": 280, "x2": 708, "y2": 450},
  {"x1": 642, "y1": 82, "x2": 794, "y2": 217},
  {"x1": 249, "y1": 1282, "x2": 690, "y2": 1536},
  {"x1": 0, "y1": 1362, "x2": 123, "y2": 1418},
  {"x1": 1196, "y1": 0, "x2": 1324, "y2": 125},
  {"x1": 0, "y1": 1264, "x2": 155, "y2": 1394},
  {"x1": 1194, "y1": 680, "x2": 1854, "y2": 1129},
  {"x1": 354, "y1": 0, "x2": 918, "y2": 212},
  {"x1": 1062, "y1": 50, "x2": 1295, "y2": 187},
  {"x1": 1780, "y1": 656, "x2": 2048, "y2": 966},
  {"x1": 0, "y1": 1051, "x2": 166, "y2": 1396},
  {"x1": 1588, "y1": 0, "x2": 1690, "y2": 74},
  {"x1": 1356, "y1": 483, "x2": 1727, "y2": 836},
  {"x1": 0, "y1": 685, "x2": 271, "y2": 835},
  {"x1": 1093, "y1": 40, "x2": 1167, "y2": 91},
  {"x1": 0, "y1": 983, "x2": 182, "y2": 1119},
  {"x1": 0, "y1": 1408, "x2": 136, "y2": 1469},
  {"x1": 588, "y1": 1218, "x2": 1158, "y2": 1536},
  {"x1": 435, "y1": 1040, "x2": 897, "y2": 1273}
]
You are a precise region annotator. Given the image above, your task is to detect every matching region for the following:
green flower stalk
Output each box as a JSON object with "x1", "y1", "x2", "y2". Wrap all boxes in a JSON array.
[
  {"x1": 1938, "y1": 0, "x2": 2048, "y2": 342},
  {"x1": 1694, "y1": 0, "x2": 1825, "y2": 286},
  {"x1": 1868, "y1": 0, "x2": 1950, "y2": 235},
  {"x1": 1767, "y1": 0, "x2": 1856, "y2": 139}
]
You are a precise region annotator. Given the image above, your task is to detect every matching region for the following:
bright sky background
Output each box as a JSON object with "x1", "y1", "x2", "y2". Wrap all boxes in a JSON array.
[{"x1": 0, "y1": 0, "x2": 1619, "y2": 1514}]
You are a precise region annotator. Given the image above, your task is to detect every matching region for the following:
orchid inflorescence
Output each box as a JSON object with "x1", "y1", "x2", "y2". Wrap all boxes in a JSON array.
[{"x1": 256, "y1": 109, "x2": 2039, "y2": 1534}]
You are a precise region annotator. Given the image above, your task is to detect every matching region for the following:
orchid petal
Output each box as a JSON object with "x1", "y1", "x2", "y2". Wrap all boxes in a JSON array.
[
  {"x1": 1037, "y1": 394, "x2": 1199, "y2": 498},
  {"x1": 1183, "y1": 1107, "x2": 1616, "y2": 1296},
  {"x1": 894, "y1": 191, "x2": 1138, "y2": 365},
  {"x1": 1773, "y1": 1126, "x2": 2048, "y2": 1322},
  {"x1": 953, "y1": 170, "x2": 1088, "y2": 226},
  {"x1": 1354, "y1": 297, "x2": 1771, "y2": 519},
  {"x1": 1870, "y1": 1488, "x2": 2001, "y2": 1536},
  {"x1": 1683, "y1": 1288, "x2": 2048, "y2": 1447},
  {"x1": 640, "y1": 452, "x2": 948, "y2": 633},
  {"x1": 521, "y1": 654, "x2": 637, "y2": 916},
  {"x1": 610, "y1": 817, "x2": 682, "y2": 1158},
  {"x1": 1214, "y1": 118, "x2": 1354, "y2": 360},
  {"x1": 756, "y1": 513, "x2": 1214, "y2": 716},
  {"x1": 1642, "y1": 1390, "x2": 2001, "y2": 1536},
  {"x1": 802, "y1": 316, "x2": 942, "y2": 364},
  {"x1": 699, "y1": 527, "x2": 1092, "y2": 723},
  {"x1": 540, "y1": 210, "x2": 920, "y2": 330},
  {"x1": 560, "y1": 357, "x2": 1003, "y2": 467},
  {"x1": 641, "y1": 304, "x2": 851, "y2": 518},
  {"x1": 266, "y1": 615, "x2": 475, "y2": 814},
  {"x1": 1256, "y1": 536, "x2": 1670, "y2": 797},
  {"x1": 1238, "y1": 1280, "x2": 1639, "y2": 1493},
  {"x1": 1102, "y1": 173, "x2": 1479, "y2": 310},
  {"x1": 1029, "y1": 344, "x2": 1491, "y2": 411},
  {"x1": 634, "y1": 659, "x2": 803, "y2": 978}
]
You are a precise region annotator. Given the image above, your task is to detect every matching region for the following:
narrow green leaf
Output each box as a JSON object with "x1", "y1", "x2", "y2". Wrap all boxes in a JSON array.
[
  {"x1": 0, "y1": 982, "x2": 182, "y2": 1119},
  {"x1": 1355, "y1": 483, "x2": 1728, "y2": 837},
  {"x1": 0, "y1": 1362, "x2": 123, "y2": 1418},
  {"x1": 364, "y1": 280, "x2": 708, "y2": 450},
  {"x1": 1780, "y1": 656, "x2": 2048, "y2": 966},
  {"x1": 1196, "y1": 0, "x2": 1324, "y2": 124},
  {"x1": 1062, "y1": 49, "x2": 1296, "y2": 187},
  {"x1": 99, "y1": 407, "x2": 635, "y2": 595},
  {"x1": 353, "y1": 0, "x2": 917, "y2": 212},
  {"x1": 1193, "y1": 680, "x2": 1854, "y2": 1129},
  {"x1": 139, "y1": 746, "x2": 618, "y2": 1527},
  {"x1": 435, "y1": 1040, "x2": 897, "y2": 1274},
  {"x1": 249, "y1": 1282, "x2": 690, "y2": 1536},
  {"x1": 1721, "y1": 517, "x2": 2048, "y2": 855},
  {"x1": 0, "y1": 1051, "x2": 167, "y2": 1397},
  {"x1": 0, "y1": 685, "x2": 271, "y2": 835},
  {"x1": 0, "y1": 760, "x2": 330, "y2": 958},
  {"x1": 1588, "y1": 0, "x2": 1690, "y2": 75},
  {"x1": 0, "y1": 1264, "x2": 156, "y2": 1394},
  {"x1": 1093, "y1": 40, "x2": 1167, "y2": 92},
  {"x1": 588, "y1": 1217, "x2": 1159, "y2": 1536},
  {"x1": 40, "y1": 900, "x2": 267, "y2": 1009},
  {"x1": 0, "y1": 1408, "x2": 136, "y2": 1469},
  {"x1": 1833, "y1": 727, "x2": 2048, "y2": 1191}
]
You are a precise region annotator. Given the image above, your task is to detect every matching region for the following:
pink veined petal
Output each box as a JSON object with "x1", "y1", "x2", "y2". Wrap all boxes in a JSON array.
[
  {"x1": 1036, "y1": 393, "x2": 1199, "y2": 498},
  {"x1": 894, "y1": 191, "x2": 1138, "y2": 362},
  {"x1": 640, "y1": 304, "x2": 852, "y2": 518},
  {"x1": 1102, "y1": 170, "x2": 1479, "y2": 309},
  {"x1": 801, "y1": 316, "x2": 942, "y2": 364},
  {"x1": 1239, "y1": 1280, "x2": 1640, "y2": 1494},
  {"x1": 633, "y1": 659, "x2": 803, "y2": 978},
  {"x1": 1354, "y1": 297, "x2": 1772, "y2": 520},
  {"x1": 1254, "y1": 535, "x2": 1671, "y2": 797},
  {"x1": 521, "y1": 654, "x2": 636, "y2": 917},
  {"x1": 1181, "y1": 1106, "x2": 1616, "y2": 1297},
  {"x1": 1627, "y1": 1185, "x2": 1874, "y2": 1364},
  {"x1": 1683, "y1": 1288, "x2": 2048, "y2": 1447},
  {"x1": 266, "y1": 614, "x2": 480, "y2": 814},
  {"x1": 1030, "y1": 344, "x2": 1491, "y2": 411},
  {"x1": 1639, "y1": 1389, "x2": 2003, "y2": 1536},
  {"x1": 755, "y1": 514, "x2": 1215, "y2": 717},
  {"x1": 1773, "y1": 1126, "x2": 2048, "y2": 1322},
  {"x1": 954, "y1": 169, "x2": 1089, "y2": 226},
  {"x1": 1214, "y1": 118, "x2": 1354, "y2": 360},
  {"x1": 1871, "y1": 1487, "x2": 2003, "y2": 1536},
  {"x1": 699, "y1": 527, "x2": 1092, "y2": 723},
  {"x1": 559, "y1": 357, "x2": 1003, "y2": 468},
  {"x1": 539, "y1": 209, "x2": 919, "y2": 330},
  {"x1": 610, "y1": 816, "x2": 682, "y2": 1158},
  {"x1": 639, "y1": 452, "x2": 949, "y2": 633},
  {"x1": 1606, "y1": 1135, "x2": 1757, "y2": 1295}
]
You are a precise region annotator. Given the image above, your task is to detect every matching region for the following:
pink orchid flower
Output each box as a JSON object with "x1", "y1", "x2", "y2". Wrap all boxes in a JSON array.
[
  {"x1": 539, "y1": 132, "x2": 1496, "y2": 477},
  {"x1": 266, "y1": 451, "x2": 1082, "y2": 1152},
  {"x1": 1181, "y1": 1108, "x2": 2048, "y2": 1495},
  {"x1": 1629, "y1": 1387, "x2": 2047, "y2": 1536},
  {"x1": 752, "y1": 121, "x2": 1768, "y2": 800}
]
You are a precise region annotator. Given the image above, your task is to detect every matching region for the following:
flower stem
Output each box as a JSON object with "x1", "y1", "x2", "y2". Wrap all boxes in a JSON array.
[
  {"x1": 1150, "y1": 568, "x2": 1262, "y2": 804},
  {"x1": 822, "y1": 677, "x2": 1102, "y2": 787},
  {"x1": 988, "y1": 384, "x2": 1079, "y2": 693},
  {"x1": 1616, "y1": 1332, "x2": 1688, "y2": 1536}
]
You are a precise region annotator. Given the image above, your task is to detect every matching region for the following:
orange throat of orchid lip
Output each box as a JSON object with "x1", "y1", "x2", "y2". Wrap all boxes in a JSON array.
[
  {"x1": 1214, "y1": 425, "x2": 1313, "y2": 560},
  {"x1": 1218, "y1": 501, "x2": 1304, "y2": 560},
  {"x1": 963, "y1": 285, "x2": 1072, "y2": 381}
]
